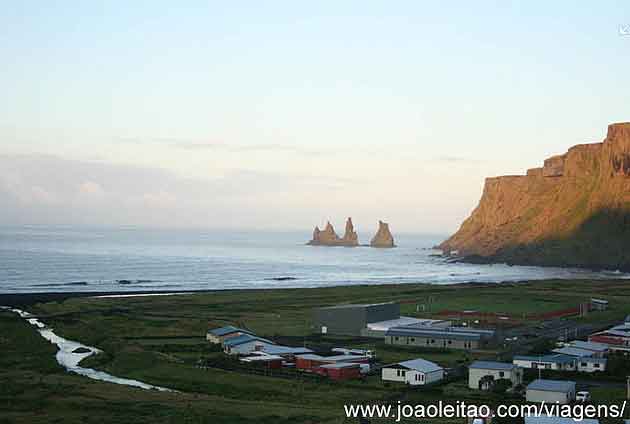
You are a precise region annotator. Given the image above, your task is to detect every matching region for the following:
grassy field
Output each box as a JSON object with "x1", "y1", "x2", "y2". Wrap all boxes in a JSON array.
[{"x1": 3, "y1": 279, "x2": 630, "y2": 423}]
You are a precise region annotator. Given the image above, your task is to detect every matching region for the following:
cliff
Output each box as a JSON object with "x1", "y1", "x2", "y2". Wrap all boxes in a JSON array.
[
  {"x1": 440, "y1": 122, "x2": 630, "y2": 270},
  {"x1": 308, "y1": 218, "x2": 359, "y2": 247},
  {"x1": 370, "y1": 220, "x2": 396, "y2": 248}
]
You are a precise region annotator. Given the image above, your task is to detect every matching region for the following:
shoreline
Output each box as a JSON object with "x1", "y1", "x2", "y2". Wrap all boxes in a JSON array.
[{"x1": 0, "y1": 278, "x2": 620, "y2": 307}]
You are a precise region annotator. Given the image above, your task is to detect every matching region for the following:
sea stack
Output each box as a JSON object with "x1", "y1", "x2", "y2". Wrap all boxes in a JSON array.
[
  {"x1": 370, "y1": 220, "x2": 396, "y2": 248},
  {"x1": 307, "y1": 218, "x2": 359, "y2": 246}
]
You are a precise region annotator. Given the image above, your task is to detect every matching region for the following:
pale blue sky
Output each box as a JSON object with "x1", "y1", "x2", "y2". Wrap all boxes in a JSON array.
[{"x1": 1, "y1": 1, "x2": 629, "y2": 231}]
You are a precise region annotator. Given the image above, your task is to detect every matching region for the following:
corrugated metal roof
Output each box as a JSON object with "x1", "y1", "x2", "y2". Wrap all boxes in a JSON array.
[
  {"x1": 569, "y1": 340, "x2": 609, "y2": 352},
  {"x1": 396, "y1": 358, "x2": 443, "y2": 373},
  {"x1": 222, "y1": 334, "x2": 273, "y2": 347},
  {"x1": 367, "y1": 317, "x2": 436, "y2": 332},
  {"x1": 552, "y1": 347, "x2": 595, "y2": 358},
  {"x1": 261, "y1": 345, "x2": 313, "y2": 355},
  {"x1": 208, "y1": 325, "x2": 251, "y2": 337},
  {"x1": 513, "y1": 354, "x2": 576, "y2": 364},
  {"x1": 527, "y1": 379, "x2": 575, "y2": 393},
  {"x1": 469, "y1": 361, "x2": 516, "y2": 371}
]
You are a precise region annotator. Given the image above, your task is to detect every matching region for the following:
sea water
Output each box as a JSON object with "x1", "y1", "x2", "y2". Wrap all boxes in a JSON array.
[{"x1": 0, "y1": 225, "x2": 623, "y2": 294}]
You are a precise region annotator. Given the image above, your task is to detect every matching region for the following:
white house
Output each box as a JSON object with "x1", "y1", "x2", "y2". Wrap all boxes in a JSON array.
[
  {"x1": 513, "y1": 354, "x2": 576, "y2": 371},
  {"x1": 577, "y1": 357, "x2": 606, "y2": 373},
  {"x1": 381, "y1": 358, "x2": 444, "y2": 386},
  {"x1": 526, "y1": 379, "x2": 576, "y2": 404},
  {"x1": 468, "y1": 361, "x2": 523, "y2": 390}
]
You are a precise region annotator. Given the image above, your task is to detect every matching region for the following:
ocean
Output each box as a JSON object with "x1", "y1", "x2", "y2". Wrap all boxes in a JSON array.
[{"x1": 0, "y1": 225, "x2": 623, "y2": 294}]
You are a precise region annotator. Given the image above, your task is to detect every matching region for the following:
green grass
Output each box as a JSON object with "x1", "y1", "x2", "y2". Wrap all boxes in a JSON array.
[{"x1": 5, "y1": 279, "x2": 630, "y2": 423}]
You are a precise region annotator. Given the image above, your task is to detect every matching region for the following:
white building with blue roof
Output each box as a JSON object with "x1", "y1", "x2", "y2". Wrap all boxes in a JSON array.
[
  {"x1": 468, "y1": 361, "x2": 523, "y2": 390},
  {"x1": 513, "y1": 354, "x2": 576, "y2": 371}
]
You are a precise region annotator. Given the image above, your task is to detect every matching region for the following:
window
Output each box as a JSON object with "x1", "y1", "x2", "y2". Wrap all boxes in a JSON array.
[
  {"x1": 395, "y1": 336, "x2": 399, "y2": 341},
  {"x1": 448, "y1": 340, "x2": 452, "y2": 344},
  {"x1": 581, "y1": 362, "x2": 587, "y2": 367},
  {"x1": 499, "y1": 371, "x2": 504, "y2": 378},
  {"x1": 410, "y1": 338, "x2": 415, "y2": 342},
  {"x1": 431, "y1": 339, "x2": 435, "y2": 344},
  {"x1": 594, "y1": 363, "x2": 600, "y2": 368}
]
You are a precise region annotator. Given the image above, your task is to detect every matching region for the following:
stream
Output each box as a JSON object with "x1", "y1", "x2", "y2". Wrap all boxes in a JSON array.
[{"x1": 3, "y1": 306, "x2": 174, "y2": 392}]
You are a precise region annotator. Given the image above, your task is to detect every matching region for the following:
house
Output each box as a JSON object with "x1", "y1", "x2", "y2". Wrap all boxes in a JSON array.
[
  {"x1": 577, "y1": 357, "x2": 606, "y2": 373},
  {"x1": 222, "y1": 334, "x2": 275, "y2": 355},
  {"x1": 526, "y1": 379, "x2": 576, "y2": 404},
  {"x1": 295, "y1": 354, "x2": 370, "y2": 371},
  {"x1": 315, "y1": 363, "x2": 362, "y2": 380},
  {"x1": 468, "y1": 361, "x2": 523, "y2": 390},
  {"x1": 567, "y1": 340, "x2": 608, "y2": 357},
  {"x1": 385, "y1": 326, "x2": 495, "y2": 350},
  {"x1": 207, "y1": 325, "x2": 253, "y2": 344},
  {"x1": 381, "y1": 358, "x2": 444, "y2": 386},
  {"x1": 313, "y1": 302, "x2": 400, "y2": 336},
  {"x1": 513, "y1": 354, "x2": 576, "y2": 371}
]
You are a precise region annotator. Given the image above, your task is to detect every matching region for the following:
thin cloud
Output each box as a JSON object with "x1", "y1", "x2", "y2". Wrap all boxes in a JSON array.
[
  {"x1": 116, "y1": 136, "x2": 326, "y2": 156},
  {"x1": 433, "y1": 155, "x2": 484, "y2": 163}
]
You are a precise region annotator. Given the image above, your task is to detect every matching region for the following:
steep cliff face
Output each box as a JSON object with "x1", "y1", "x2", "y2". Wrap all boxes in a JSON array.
[
  {"x1": 440, "y1": 123, "x2": 630, "y2": 270},
  {"x1": 370, "y1": 220, "x2": 396, "y2": 248}
]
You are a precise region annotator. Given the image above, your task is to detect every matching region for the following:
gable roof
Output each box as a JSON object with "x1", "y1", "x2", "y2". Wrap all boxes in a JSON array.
[
  {"x1": 469, "y1": 361, "x2": 517, "y2": 371},
  {"x1": 396, "y1": 358, "x2": 443, "y2": 373},
  {"x1": 527, "y1": 379, "x2": 575, "y2": 393},
  {"x1": 569, "y1": 341, "x2": 609, "y2": 352},
  {"x1": 222, "y1": 334, "x2": 273, "y2": 347},
  {"x1": 552, "y1": 347, "x2": 595, "y2": 358},
  {"x1": 208, "y1": 325, "x2": 252, "y2": 337}
]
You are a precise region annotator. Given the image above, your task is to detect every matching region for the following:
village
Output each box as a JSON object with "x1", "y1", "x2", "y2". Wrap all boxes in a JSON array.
[{"x1": 206, "y1": 298, "x2": 630, "y2": 424}]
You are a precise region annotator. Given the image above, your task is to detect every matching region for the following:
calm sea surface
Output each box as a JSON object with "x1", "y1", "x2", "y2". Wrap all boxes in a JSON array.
[{"x1": 0, "y1": 226, "x2": 624, "y2": 294}]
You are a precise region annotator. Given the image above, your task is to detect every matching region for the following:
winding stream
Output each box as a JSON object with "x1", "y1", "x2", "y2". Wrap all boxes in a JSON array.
[{"x1": 4, "y1": 307, "x2": 173, "y2": 392}]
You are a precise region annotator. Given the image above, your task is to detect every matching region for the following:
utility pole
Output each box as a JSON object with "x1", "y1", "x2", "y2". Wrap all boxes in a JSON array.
[{"x1": 626, "y1": 376, "x2": 630, "y2": 400}]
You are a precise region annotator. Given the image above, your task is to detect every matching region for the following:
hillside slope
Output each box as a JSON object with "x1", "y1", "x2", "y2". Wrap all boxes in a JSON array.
[{"x1": 440, "y1": 122, "x2": 630, "y2": 270}]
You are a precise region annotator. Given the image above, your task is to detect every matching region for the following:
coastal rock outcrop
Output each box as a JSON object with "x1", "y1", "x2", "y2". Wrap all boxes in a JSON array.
[
  {"x1": 370, "y1": 220, "x2": 395, "y2": 248},
  {"x1": 308, "y1": 218, "x2": 359, "y2": 246},
  {"x1": 439, "y1": 122, "x2": 630, "y2": 270}
]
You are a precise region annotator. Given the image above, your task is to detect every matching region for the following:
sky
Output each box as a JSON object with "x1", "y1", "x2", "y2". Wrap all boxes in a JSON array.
[{"x1": 1, "y1": 1, "x2": 629, "y2": 233}]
